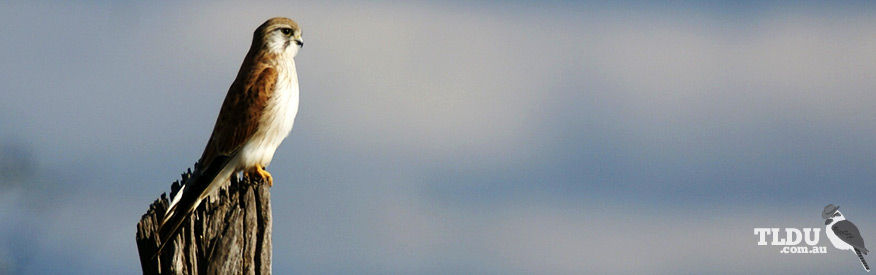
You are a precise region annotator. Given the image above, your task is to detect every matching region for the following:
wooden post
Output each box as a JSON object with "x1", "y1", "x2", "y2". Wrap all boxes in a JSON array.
[{"x1": 136, "y1": 168, "x2": 272, "y2": 274}]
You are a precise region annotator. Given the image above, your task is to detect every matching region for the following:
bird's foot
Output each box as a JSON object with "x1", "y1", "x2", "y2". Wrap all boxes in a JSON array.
[{"x1": 249, "y1": 165, "x2": 273, "y2": 186}]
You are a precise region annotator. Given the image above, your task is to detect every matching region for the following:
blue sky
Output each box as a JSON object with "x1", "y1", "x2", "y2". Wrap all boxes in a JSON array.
[{"x1": 1, "y1": 1, "x2": 875, "y2": 274}]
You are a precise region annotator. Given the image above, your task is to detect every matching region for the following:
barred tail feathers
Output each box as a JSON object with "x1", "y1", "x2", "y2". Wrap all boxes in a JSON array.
[{"x1": 856, "y1": 248, "x2": 870, "y2": 272}]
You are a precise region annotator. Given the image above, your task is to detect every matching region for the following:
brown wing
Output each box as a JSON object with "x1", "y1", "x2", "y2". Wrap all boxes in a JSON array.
[{"x1": 199, "y1": 65, "x2": 277, "y2": 169}]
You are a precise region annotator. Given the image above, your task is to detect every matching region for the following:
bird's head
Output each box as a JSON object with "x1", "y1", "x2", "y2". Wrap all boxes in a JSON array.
[
  {"x1": 825, "y1": 210, "x2": 846, "y2": 225},
  {"x1": 253, "y1": 17, "x2": 304, "y2": 58}
]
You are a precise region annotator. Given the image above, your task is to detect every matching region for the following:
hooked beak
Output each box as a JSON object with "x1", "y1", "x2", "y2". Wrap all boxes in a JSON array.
[{"x1": 294, "y1": 38, "x2": 304, "y2": 48}]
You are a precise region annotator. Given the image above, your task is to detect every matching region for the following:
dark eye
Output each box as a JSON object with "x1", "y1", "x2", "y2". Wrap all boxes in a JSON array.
[{"x1": 280, "y1": 28, "x2": 292, "y2": 36}]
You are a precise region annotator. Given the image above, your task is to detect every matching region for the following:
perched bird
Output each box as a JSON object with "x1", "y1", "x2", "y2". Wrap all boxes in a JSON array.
[
  {"x1": 823, "y1": 204, "x2": 870, "y2": 272},
  {"x1": 157, "y1": 17, "x2": 304, "y2": 254}
]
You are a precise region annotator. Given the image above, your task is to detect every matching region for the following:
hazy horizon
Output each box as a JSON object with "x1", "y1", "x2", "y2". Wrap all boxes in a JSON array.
[{"x1": 1, "y1": 1, "x2": 875, "y2": 274}]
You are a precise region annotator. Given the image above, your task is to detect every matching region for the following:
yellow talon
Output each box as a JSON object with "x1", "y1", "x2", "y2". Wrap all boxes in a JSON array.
[{"x1": 247, "y1": 165, "x2": 273, "y2": 186}]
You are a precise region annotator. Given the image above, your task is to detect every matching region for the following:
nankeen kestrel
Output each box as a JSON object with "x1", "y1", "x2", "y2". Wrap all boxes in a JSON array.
[{"x1": 157, "y1": 17, "x2": 304, "y2": 251}]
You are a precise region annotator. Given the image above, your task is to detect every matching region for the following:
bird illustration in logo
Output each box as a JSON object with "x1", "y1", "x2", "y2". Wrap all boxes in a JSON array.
[{"x1": 823, "y1": 204, "x2": 870, "y2": 272}]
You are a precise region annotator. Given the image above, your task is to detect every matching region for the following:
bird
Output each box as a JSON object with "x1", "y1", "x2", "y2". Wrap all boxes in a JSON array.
[
  {"x1": 823, "y1": 204, "x2": 870, "y2": 272},
  {"x1": 156, "y1": 17, "x2": 304, "y2": 255}
]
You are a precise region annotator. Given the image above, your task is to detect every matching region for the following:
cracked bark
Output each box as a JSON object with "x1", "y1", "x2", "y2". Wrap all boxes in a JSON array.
[{"x1": 136, "y1": 169, "x2": 272, "y2": 275}]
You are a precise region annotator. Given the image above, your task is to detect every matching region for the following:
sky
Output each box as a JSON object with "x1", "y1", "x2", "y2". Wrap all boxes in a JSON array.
[{"x1": 1, "y1": 1, "x2": 875, "y2": 274}]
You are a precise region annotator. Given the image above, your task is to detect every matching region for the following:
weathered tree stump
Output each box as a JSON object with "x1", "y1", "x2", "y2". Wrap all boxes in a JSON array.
[{"x1": 136, "y1": 168, "x2": 272, "y2": 274}]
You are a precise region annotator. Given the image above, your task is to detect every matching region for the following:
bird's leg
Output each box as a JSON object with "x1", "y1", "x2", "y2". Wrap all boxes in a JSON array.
[{"x1": 247, "y1": 165, "x2": 273, "y2": 186}]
